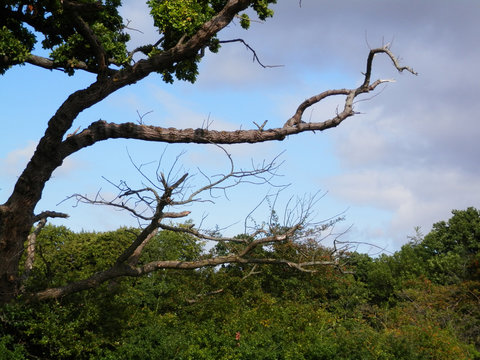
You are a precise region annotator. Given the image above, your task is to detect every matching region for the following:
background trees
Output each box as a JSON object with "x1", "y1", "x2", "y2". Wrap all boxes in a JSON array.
[{"x1": 1, "y1": 208, "x2": 479, "y2": 359}]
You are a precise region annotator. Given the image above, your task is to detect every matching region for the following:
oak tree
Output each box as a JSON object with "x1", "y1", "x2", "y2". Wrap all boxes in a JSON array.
[{"x1": 0, "y1": 0, "x2": 416, "y2": 304}]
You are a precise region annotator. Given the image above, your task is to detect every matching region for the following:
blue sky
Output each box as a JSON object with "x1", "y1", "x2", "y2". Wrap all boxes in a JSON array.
[{"x1": 1, "y1": 0, "x2": 480, "y2": 253}]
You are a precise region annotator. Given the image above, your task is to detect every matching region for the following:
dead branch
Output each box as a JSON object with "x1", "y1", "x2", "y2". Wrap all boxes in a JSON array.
[
  {"x1": 22, "y1": 211, "x2": 69, "y2": 287},
  {"x1": 23, "y1": 218, "x2": 47, "y2": 278},
  {"x1": 32, "y1": 211, "x2": 69, "y2": 223},
  {"x1": 159, "y1": 223, "x2": 248, "y2": 244},
  {"x1": 284, "y1": 45, "x2": 416, "y2": 127},
  {"x1": 242, "y1": 264, "x2": 261, "y2": 280},
  {"x1": 219, "y1": 39, "x2": 283, "y2": 68},
  {"x1": 26, "y1": 244, "x2": 338, "y2": 302},
  {"x1": 62, "y1": 43, "x2": 416, "y2": 153},
  {"x1": 26, "y1": 151, "x2": 349, "y2": 302}
]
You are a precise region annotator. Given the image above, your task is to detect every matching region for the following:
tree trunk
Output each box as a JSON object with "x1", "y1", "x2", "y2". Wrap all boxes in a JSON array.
[
  {"x1": 0, "y1": 121, "x2": 69, "y2": 304},
  {"x1": 0, "y1": 206, "x2": 33, "y2": 304}
]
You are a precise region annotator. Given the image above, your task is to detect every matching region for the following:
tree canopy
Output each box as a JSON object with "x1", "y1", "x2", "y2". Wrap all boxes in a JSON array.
[
  {"x1": 1, "y1": 209, "x2": 479, "y2": 359},
  {"x1": 1, "y1": 0, "x2": 273, "y2": 78}
]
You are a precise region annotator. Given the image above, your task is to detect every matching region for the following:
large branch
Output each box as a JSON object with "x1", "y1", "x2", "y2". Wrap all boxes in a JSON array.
[
  {"x1": 60, "y1": 45, "x2": 416, "y2": 155},
  {"x1": 26, "y1": 246, "x2": 336, "y2": 302}
]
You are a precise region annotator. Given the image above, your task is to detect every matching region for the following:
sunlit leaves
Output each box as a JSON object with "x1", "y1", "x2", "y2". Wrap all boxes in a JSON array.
[{"x1": 0, "y1": 25, "x2": 34, "y2": 74}]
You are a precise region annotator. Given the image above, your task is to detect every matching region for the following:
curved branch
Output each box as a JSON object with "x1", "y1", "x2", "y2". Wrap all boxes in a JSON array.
[
  {"x1": 60, "y1": 46, "x2": 415, "y2": 155},
  {"x1": 361, "y1": 45, "x2": 418, "y2": 90}
]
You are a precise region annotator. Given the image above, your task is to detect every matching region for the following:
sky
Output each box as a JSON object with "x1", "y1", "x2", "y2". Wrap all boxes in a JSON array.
[{"x1": 1, "y1": 0, "x2": 480, "y2": 253}]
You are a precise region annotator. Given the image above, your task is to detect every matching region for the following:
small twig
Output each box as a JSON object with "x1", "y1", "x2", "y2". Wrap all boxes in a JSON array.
[
  {"x1": 219, "y1": 38, "x2": 283, "y2": 68},
  {"x1": 241, "y1": 264, "x2": 261, "y2": 280},
  {"x1": 186, "y1": 289, "x2": 224, "y2": 304},
  {"x1": 253, "y1": 120, "x2": 268, "y2": 131},
  {"x1": 66, "y1": 126, "x2": 81, "y2": 138},
  {"x1": 136, "y1": 110, "x2": 153, "y2": 125},
  {"x1": 124, "y1": 19, "x2": 144, "y2": 34}
]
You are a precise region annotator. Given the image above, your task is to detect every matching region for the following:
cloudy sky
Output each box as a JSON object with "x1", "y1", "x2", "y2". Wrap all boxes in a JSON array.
[{"x1": 1, "y1": 0, "x2": 479, "y2": 253}]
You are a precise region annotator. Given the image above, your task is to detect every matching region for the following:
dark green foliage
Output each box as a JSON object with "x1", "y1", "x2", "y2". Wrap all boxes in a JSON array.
[
  {"x1": 21, "y1": 225, "x2": 134, "y2": 290},
  {"x1": 416, "y1": 207, "x2": 480, "y2": 283},
  {"x1": 0, "y1": 0, "x2": 129, "y2": 75},
  {"x1": 1, "y1": 0, "x2": 277, "y2": 79},
  {"x1": 2, "y1": 208, "x2": 480, "y2": 359}
]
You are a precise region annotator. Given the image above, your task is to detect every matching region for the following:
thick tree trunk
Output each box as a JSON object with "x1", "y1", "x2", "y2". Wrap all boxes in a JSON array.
[
  {"x1": 0, "y1": 206, "x2": 33, "y2": 304},
  {"x1": 0, "y1": 106, "x2": 75, "y2": 304}
]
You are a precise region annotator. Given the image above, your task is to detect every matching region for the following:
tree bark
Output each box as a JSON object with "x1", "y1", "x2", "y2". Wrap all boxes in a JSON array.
[{"x1": 0, "y1": 207, "x2": 33, "y2": 303}]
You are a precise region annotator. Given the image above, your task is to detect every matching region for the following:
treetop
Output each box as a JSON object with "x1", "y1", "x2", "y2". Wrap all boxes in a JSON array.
[{"x1": 0, "y1": 0, "x2": 276, "y2": 80}]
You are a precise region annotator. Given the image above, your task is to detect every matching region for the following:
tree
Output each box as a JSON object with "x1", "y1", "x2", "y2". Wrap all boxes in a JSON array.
[
  {"x1": 402, "y1": 207, "x2": 480, "y2": 283},
  {"x1": 2, "y1": 225, "x2": 477, "y2": 358},
  {"x1": 0, "y1": 0, "x2": 416, "y2": 305}
]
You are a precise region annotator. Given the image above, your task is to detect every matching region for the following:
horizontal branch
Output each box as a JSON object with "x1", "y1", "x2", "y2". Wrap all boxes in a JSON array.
[
  {"x1": 26, "y1": 253, "x2": 336, "y2": 302},
  {"x1": 60, "y1": 111, "x2": 352, "y2": 154},
  {"x1": 32, "y1": 211, "x2": 69, "y2": 223},
  {"x1": 25, "y1": 54, "x2": 116, "y2": 75},
  {"x1": 159, "y1": 223, "x2": 248, "y2": 244},
  {"x1": 60, "y1": 46, "x2": 416, "y2": 153}
]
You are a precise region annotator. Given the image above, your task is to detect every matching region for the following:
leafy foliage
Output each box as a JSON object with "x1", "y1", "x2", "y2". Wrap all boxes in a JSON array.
[
  {"x1": 1, "y1": 0, "x2": 277, "y2": 79},
  {"x1": 2, "y1": 208, "x2": 480, "y2": 359},
  {"x1": 0, "y1": 0, "x2": 128, "y2": 74}
]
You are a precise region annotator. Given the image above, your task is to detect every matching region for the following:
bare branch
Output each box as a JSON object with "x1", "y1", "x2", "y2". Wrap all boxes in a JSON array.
[
  {"x1": 113, "y1": 177, "x2": 184, "y2": 266},
  {"x1": 23, "y1": 211, "x2": 68, "y2": 286},
  {"x1": 123, "y1": 18, "x2": 144, "y2": 34},
  {"x1": 26, "y1": 248, "x2": 336, "y2": 302},
  {"x1": 26, "y1": 153, "x2": 351, "y2": 302},
  {"x1": 23, "y1": 218, "x2": 47, "y2": 277},
  {"x1": 219, "y1": 39, "x2": 283, "y2": 68},
  {"x1": 159, "y1": 222, "x2": 248, "y2": 244},
  {"x1": 32, "y1": 211, "x2": 69, "y2": 223},
  {"x1": 242, "y1": 264, "x2": 261, "y2": 280},
  {"x1": 127, "y1": 228, "x2": 157, "y2": 266},
  {"x1": 186, "y1": 288, "x2": 224, "y2": 304},
  {"x1": 361, "y1": 45, "x2": 418, "y2": 90}
]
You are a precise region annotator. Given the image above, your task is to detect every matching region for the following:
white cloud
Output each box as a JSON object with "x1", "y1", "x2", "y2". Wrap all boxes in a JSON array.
[
  {"x1": 2, "y1": 140, "x2": 36, "y2": 176},
  {"x1": 324, "y1": 166, "x2": 480, "y2": 250},
  {"x1": 1, "y1": 141, "x2": 83, "y2": 180}
]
